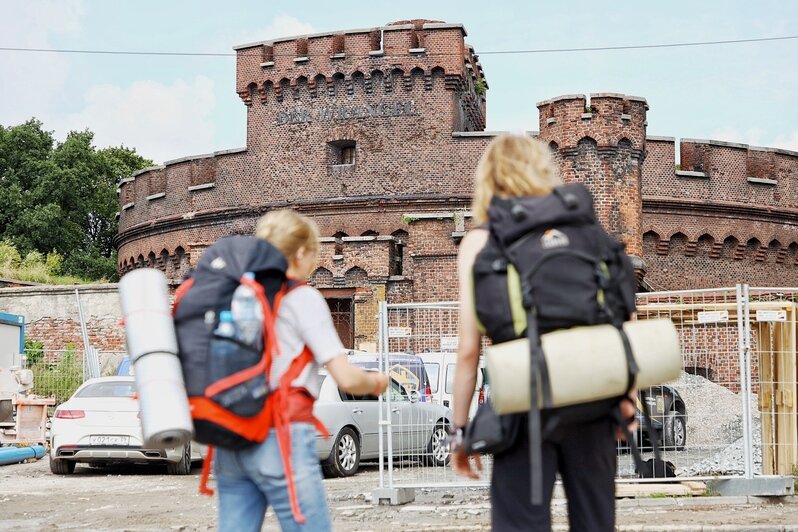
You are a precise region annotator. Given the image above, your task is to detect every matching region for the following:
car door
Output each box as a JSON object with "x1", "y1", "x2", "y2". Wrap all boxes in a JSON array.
[
  {"x1": 340, "y1": 390, "x2": 381, "y2": 459},
  {"x1": 387, "y1": 379, "x2": 417, "y2": 454}
]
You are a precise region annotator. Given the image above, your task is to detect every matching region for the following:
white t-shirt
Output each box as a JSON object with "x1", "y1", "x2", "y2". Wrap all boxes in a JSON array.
[{"x1": 270, "y1": 285, "x2": 346, "y2": 396}]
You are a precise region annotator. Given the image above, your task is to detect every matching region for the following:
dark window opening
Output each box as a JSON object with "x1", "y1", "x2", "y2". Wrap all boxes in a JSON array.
[
  {"x1": 327, "y1": 298, "x2": 354, "y2": 349},
  {"x1": 328, "y1": 140, "x2": 356, "y2": 166}
]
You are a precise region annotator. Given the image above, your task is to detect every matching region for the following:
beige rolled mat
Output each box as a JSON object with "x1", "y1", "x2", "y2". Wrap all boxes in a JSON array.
[{"x1": 486, "y1": 319, "x2": 681, "y2": 415}]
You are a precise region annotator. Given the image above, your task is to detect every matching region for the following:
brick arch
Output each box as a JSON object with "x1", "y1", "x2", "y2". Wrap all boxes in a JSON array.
[
  {"x1": 696, "y1": 233, "x2": 716, "y2": 257},
  {"x1": 618, "y1": 137, "x2": 632, "y2": 148},
  {"x1": 344, "y1": 266, "x2": 368, "y2": 286},
  {"x1": 745, "y1": 237, "x2": 763, "y2": 261},
  {"x1": 158, "y1": 248, "x2": 170, "y2": 272},
  {"x1": 577, "y1": 136, "x2": 597, "y2": 148},
  {"x1": 643, "y1": 230, "x2": 660, "y2": 255},
  {"x1": 788, "y1": 242, "x2": 798, "y2": 265},
  {"x1": 767, "y1": 239, "x2": 783, "y2": 263},
  {"x1": 391, "y1": 229, "x2": 409, "y2": 243},
  {"x1": 309, "y1": 267, "x2": 334, "y2": 287},
  {"x1": 147, "y1": 251, "x2": 156, "y2": 267},
  {"x1": 669, "y1": 232, "x2": 688, "y2": 255},
  {"x1": 277, "y1": 77, "x2": 291, "y2": 100},
  {"x1": 722, "y1": 236, "x2": 740, "y2": 260},
  {"x1": 361, "y1": 230, "x2": 378, "y2": 236},
  {"x1": 333, "y1": 231, "x2": 348, "y2": 238},
  {"x1": 311, "y1": 74, "x2": 327, "y2": 92}
]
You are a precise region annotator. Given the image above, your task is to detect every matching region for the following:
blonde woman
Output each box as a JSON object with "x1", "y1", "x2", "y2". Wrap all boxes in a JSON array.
[
  {"x1": 214, "y1": 209, "x2": 388, "y2": 532},
  {"x1": 450, "y1": 135, "x2": 636, "y2": 531}
]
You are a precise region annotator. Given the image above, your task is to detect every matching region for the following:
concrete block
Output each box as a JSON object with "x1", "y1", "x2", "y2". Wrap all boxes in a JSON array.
[
  {"x1": 708, "y1": 476, "x2": 795, "y2": 497},
  {"x1": 372, "y1": 487, "x2": 415, "y2": 506}
]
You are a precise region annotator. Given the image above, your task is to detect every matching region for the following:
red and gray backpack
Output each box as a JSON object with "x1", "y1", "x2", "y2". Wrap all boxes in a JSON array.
[
  {"x1": 173, "y1": 235, "x2": 319, "y2": 524},
  {"x1": 172, "y1": 236, "x2": 295, "y2": 450}
]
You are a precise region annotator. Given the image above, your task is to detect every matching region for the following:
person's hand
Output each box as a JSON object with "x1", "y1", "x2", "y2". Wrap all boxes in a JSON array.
[
  {"x1": 451, "y1": 446, "x2": 482, "y2": 480},
  {"x1": 616, "y1": 390, "x2": 639, "y2": 440},
  {"x1": 370, "y1": 373, "x2": 389, "y2": 396}
]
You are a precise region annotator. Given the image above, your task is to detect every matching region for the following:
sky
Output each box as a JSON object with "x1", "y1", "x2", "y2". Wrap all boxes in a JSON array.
[{"x1": 1, "y1": 0, "x2": 797, "y2": 164}]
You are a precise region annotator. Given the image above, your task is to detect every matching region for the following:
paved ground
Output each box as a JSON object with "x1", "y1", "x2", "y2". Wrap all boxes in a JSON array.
[{"x1": 1, "y1": 458, "x2": 798, "y2": 531}]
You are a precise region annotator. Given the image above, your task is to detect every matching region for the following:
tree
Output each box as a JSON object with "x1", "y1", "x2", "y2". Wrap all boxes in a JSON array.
[{"x1": 0, "y1": 120, "x2": 151, "y2": 281}]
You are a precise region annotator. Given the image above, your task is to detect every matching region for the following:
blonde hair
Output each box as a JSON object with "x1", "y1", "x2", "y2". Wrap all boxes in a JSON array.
[
  {"x1": 255, "y1": 209, "x2": 319, "y2": 260},
  {"x1": 472, "y1": 134, "x2": 561, "y2": 224}
]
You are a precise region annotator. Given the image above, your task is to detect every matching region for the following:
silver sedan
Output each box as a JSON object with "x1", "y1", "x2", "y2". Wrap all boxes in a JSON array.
[{"x1": 314, "y1": 372, "x2": 452, "y2": 477}]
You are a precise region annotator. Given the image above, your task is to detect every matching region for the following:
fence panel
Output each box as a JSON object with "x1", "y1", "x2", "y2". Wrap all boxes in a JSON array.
[
  {"x1": 747, "y1": 288, "x2": 798, "y2": 477},
  {"x1": 20, "y1": 348, "x2": 128, "y2": 407},
  {"x1": 377, "y1": 302, "x2": 492, "y2": 489},
  {"x1": 376, "y1": 286, "x2": 788, "y2": 492},
  {"x1": 630, "y1": 288, "x2": 749, "y2": 479}
]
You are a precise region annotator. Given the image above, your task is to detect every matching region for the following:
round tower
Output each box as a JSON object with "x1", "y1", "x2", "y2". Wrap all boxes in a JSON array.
[{"x1": 537, "y1": 93, "x2": 648, "y2": 272}]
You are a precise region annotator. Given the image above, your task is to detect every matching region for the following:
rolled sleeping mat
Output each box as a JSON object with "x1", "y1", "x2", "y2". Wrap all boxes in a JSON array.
[
  {"x1": 134, "y1": 353, "x2": 194, "y2": 449},
  {"x1": 486, "y1": 318, "x2": 682, "y2": 415},
  {"x1": 119, "y1": 268, "x2": 193, "y2": 449},
  {"x1": 119, "y1": 268, "x2": 179, "y2": 362}
]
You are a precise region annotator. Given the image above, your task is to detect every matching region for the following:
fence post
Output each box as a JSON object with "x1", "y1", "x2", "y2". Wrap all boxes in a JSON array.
[
  {"x1": 742, "y1": 284, "x2": 754, "y2": 479},
  {"x1": 736, "y1": 284, "x2": 752, "y2": 478}
]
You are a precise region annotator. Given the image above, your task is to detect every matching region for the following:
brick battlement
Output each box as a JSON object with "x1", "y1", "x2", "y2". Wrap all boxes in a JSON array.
[
  {"x1": 537, "y1": 93, "x2": 648, "y2": 150},
  {"x1": 234, "y1": 20, "x2": 485, "y2": 109},
  {"x1": 643, "y1": 136, "x2": 798, "y2": 210}
]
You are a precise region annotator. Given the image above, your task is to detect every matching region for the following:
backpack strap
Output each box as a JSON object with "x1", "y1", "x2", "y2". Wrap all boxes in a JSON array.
[
  {"x1": 171, "y1": 277, "x2": 195, "y2": 316},
  {"x1": 198, "y1": 445, "x2": 215, "y2": 495}
]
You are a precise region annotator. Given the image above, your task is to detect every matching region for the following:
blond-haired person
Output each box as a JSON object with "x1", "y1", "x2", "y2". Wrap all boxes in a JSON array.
[
  {"x1": 214, "y1": 209, "x2": 388, "y2": 532},
  {"x1": 450, "y1": 134, "x2": 636, "y2": 531}
]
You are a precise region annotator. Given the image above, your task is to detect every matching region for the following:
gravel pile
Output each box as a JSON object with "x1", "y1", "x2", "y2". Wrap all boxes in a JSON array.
[{"x1": 675, "y1": 372, "x2": 761, "y2": 475}]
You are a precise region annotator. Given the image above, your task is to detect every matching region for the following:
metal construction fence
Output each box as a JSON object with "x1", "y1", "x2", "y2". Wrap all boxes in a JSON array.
[
  {"x1": 19, "y1": 349, "x2": 128, "y2": 407},
  {"x1": 374, "y1": 285, "x2": 798, "y2": 497}
]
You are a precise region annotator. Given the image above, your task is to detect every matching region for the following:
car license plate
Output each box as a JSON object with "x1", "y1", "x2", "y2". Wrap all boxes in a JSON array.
[{"x1": 89, "y1": 435, "x2": 129, "y2": 446}]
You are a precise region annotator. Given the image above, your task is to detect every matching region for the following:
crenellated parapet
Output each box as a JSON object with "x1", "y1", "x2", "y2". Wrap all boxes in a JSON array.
[
  {"x1": 642, "y1": 136, "x2": 798, "y2": 210},
  {"x1": 233, "y1": 19, "x2": 486, "y2": 131}
]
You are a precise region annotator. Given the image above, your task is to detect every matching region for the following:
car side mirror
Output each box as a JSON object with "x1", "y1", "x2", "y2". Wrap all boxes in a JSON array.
[{"x1": 409, "y1": 389, "x2": 420, "y2": 404}]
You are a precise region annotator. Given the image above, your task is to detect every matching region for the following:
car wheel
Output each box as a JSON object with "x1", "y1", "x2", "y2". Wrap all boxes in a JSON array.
[
  {"x1": 166, "y1": 442, "x2": 192, "y2": 475},
  {"x1": 663, "y1": 410, "x2": 686, "y2": 451},
  {"x1": 323, "y1": 427, "x2": 360, "y2": 477},
  {"x1": 424, "y1": 423, "x2": 450, "y2": 467},
  {"x1": 49, "y1": 454, "x2": 76, "y2": 475}
]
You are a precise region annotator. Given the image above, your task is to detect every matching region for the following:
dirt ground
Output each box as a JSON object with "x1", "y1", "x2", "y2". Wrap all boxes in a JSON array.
[{"x1": 2, "y1": 458, "x2": 798, "y2": 531}]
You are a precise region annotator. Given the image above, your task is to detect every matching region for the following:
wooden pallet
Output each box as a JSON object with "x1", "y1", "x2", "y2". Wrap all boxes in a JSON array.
[{"x1": 616, "y1": 481, "x2": 707, "y2": 498}]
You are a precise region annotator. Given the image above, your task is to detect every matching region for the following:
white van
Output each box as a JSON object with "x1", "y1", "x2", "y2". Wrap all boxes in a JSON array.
[{"x1": 418, "y1": 352, "x2": 485, "y2": 419}]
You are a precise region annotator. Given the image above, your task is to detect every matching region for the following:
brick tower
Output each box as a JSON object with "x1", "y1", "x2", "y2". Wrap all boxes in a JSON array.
[{"x1": 537, "y1": 94, "x2": 648, "y2": 274}]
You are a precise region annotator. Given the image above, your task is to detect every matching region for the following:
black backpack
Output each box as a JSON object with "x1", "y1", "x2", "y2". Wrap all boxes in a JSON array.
[
  {"x1": 173, "y1": 236, "x2": 291, "y2": 450},
  {"x1": 472, "y1": 183, "x2": 656, "y2": 503}
]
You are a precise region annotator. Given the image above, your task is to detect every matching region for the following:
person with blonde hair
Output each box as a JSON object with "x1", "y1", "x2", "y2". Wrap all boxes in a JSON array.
[
  {"x1": 214, "y1": 209, "x2": 388, "y2": 532},
  {"x1": 450, "y1": 134, "x2": 637, "y2": 531}
]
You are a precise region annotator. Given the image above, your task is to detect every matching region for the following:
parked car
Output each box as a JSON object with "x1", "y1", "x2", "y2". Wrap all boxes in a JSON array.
[
  {"x1": 418, "y1": 352, "x2": 486, "y2": 418},
  {"x1": 49, "y1": 376, "x2": 202, "y2": 475},
  {"x1": 314, "y1": 370, "x2": 452, "y2": 477},
  {"x1": 346, "y1": 351, "x2": 433, "y2": 403},
  {"x1": 636, "y1": 384, "x2": 687, "y2": 450}
]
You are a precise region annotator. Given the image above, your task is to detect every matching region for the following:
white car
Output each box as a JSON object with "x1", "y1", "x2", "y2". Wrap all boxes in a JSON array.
[
  {"x1": 49, "y1": 376, "x2": 201, "y2": 475},
  {"x1": 418, "y1": 352, "x2": 485, "y2": 418}
]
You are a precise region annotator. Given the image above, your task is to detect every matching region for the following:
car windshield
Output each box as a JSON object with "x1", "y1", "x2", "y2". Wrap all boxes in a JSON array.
[{"x1": 75, "y1": 381, "x2": 136, "y2": 398}]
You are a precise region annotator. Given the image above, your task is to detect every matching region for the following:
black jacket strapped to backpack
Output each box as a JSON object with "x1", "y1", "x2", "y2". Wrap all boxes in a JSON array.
[{"x1": 470, "y1": 183, "x2": 661, "y2": 504}]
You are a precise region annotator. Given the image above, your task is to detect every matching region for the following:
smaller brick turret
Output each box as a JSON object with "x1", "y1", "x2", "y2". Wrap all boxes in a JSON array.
[{"x1": 537, "y1": 93, "x2": 648, "y2": 268}]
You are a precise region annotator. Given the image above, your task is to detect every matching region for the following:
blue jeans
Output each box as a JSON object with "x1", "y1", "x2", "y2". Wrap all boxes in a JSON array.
[{"x1": 214, "y1": 423, "x2": 332, "y2": 532}]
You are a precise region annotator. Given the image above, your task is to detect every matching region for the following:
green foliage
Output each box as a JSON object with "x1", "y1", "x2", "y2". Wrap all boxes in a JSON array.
[
  {"x1": 0, "y1": 119, "x2": 152, "y2": 283},
  {"x1": 30, "y1": 346, "x2": 84, "y2": 405},
  {"x1": 23, "y1": 338, "x2": 44, "y2": 366},
  {"x1": 474, "y1": 79, "x2": 487, "y2": 96},
  {"x1": 0, "y1": 240, "x2": 87, "y2": 284}
]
